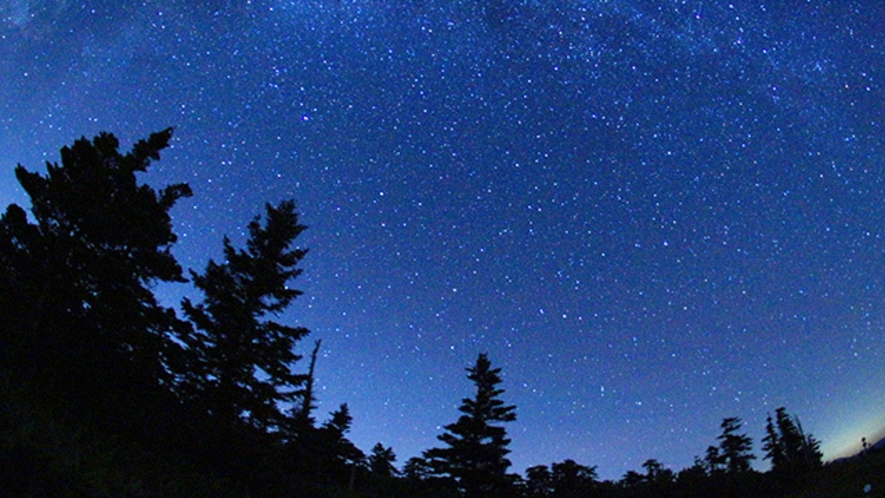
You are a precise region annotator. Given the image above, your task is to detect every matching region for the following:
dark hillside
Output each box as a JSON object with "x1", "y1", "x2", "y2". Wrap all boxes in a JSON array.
[{"x1": 784, "y1": 449, "x2": 885, "y2": 498}]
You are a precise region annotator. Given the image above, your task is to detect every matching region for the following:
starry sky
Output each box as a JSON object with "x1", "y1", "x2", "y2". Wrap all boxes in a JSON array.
[{"x1": 2, "y1": 0, "x2": 884, "y2": 480}]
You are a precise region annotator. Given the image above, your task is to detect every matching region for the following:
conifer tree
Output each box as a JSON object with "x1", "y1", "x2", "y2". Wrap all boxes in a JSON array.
[
  {"x1": 0, "y1": 129, "x2": 191, "y2": 388},
  {"x1": 180, "y1": 200, "x2": 309, "y2": 431},
  {"x1": 316, "y1": 404, "x2": 366, "y2": 486},
  {"x1": 716, "y1": 417, "x2": 755, "y2": 474},
  {"x1": 704, "y1": 445, "x2": 723, "y2": 474},
  {"x1": 550, "y1": 459, "x2": 598, "y2": 498},
  {"x1": 795, "y1": 420, "x2": 823, "y2": 470},
  {"x1": 619, "y1": 470, "x2": 645, "y2": 489},
  {"x1": 524, "y1": 465, "x2": 553, "y2": 497},
  {"x1": 424, "y1": 353, "x2": 516, "y2": 498},
  {"x1": 403, "y1": 456, "x2": 435, "y2": 481},
  {"x1": 762, "y1": 413, "x2": 786, "y2": 470},
  {"x1": 369, "y1": 443, "x2": 398, "y2": 478},
  {"x1": 763, "y1": 407, "x2": 823, "y2": 474}
]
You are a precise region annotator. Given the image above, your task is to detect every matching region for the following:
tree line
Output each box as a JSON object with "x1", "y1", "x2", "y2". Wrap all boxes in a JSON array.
[{"x1": 0, "y1": 130, "x2": 827, "y2": 497}]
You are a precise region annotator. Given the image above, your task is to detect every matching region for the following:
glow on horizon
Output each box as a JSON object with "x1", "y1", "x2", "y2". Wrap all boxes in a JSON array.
[{"x1": 819, "y1": 394, "x2": 885, "y2": 461}]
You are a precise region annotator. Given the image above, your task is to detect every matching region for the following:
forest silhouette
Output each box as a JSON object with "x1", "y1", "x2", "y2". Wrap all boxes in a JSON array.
[{"x1": 1, "y1": 130, "x2": 881, "y2": 497}]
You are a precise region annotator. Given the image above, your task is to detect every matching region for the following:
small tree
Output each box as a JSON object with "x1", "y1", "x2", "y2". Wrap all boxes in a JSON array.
[
  {"x1": 551, "y1": 459, "x2": 598, "y2": 498},
  {"x1": 642, "y1": 458, "x2": 663, "y2": 479},
  {"x1": 619, "y1": 470, "x2": 645, "y2": 489},
  {"x1": 424, "y1": 353, "x2": 517, "y2": 498},
  {"x1": 180, "y1": 200, "x2": 309, "y2": 430},
  {"x1": 317, "y1": 404, "x2": 366, "y2": 486},
  {"x1": 717, "y1": 417, "x2": 755, "y2": 474},
  {"x1": 703, "y1": 445, "x2": 723, "y2": 475},
  {"x1": 524, "y1": 465, "x2": 553, "y2": 497},
  {"x1": 369, "y1": 443, "x2": 398, "y2": 478},
  {"x1": 704, "y1": 445, "x2": 724, "y2": 474},
  {"x1": 404, "y1": 457, "x2": 435, "y2": 481},
  {"x1": 675, "y1": 459, "x2": 708, "y2": 493}
]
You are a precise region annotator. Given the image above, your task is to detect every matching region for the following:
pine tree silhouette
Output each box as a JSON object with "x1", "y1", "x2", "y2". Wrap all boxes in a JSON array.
[
  {"x1": 425, "y1": 353, "x2": 516, "y2": 498},
  {"x1": 180, "y1": 200, "x2": 310, "y2": 431}
]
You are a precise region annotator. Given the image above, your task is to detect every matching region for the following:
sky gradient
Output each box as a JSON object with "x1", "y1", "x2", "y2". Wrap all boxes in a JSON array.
[{"x1": 2, "y1": 0, "x2": 884, "y2": 480}]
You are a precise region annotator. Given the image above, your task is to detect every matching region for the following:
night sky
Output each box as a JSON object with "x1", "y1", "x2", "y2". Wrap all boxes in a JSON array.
[{"x1": 2, "y1": 0, "x2": 884, "y2": 480}]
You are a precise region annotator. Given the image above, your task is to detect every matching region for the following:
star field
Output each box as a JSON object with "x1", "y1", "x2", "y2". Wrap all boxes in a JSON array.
[{"x1": 2, "y1": 0, "x2": 884, "y2": 480}]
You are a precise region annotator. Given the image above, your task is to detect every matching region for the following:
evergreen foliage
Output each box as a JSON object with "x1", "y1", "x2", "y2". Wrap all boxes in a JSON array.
[
  {"x1": 300, "y1": 403, "x2": 366, "y2": 488},
  {"x1": 0, "y1": 129, "x2": 191, "y2": 390},
  {"x1": 522, "y1": 460, "x2": 598, "y2": 498},
  {"x1": 703, "y1": 445, "x2": 722, "y2": 473},
  {"x1": 763, "y1": 406, "x2": 824, "y2": 475},
  {"x1": 369, "y1": 443, "x2": 398, "y2": 478},
  {"x1": 425, "y1": 353, "x2": 516, "y2": 498},
  {"x1": 550, "y1": 459, "x2": 599, "y2": 497},
  {"x1": 763, "y1": 413, "x2": 787, "y2": 471},
  {"x1": 180, "y1": 200, "x2": 310, "y2": 431},
  {"x1": 716, "y1": 417, "x2": 756, "y2": 474},
  {"x1": 524, "y1": 464, "x2": 553, "y2": 497}
]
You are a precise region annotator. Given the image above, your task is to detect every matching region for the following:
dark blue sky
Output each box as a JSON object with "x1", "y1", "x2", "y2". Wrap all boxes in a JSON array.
[{"x1": 2, "y1": 0, "x2": 884, "y2": 480}]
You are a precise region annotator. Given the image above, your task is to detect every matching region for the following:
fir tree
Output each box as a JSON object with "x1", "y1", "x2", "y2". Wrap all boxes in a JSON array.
[
  {"x1": 762, "y1": 413, "x2": 786, "y2": 470},
  {"x1": 425, "y1": 353, "x2": 517, "y2": 498},
  {"x1": 717, "y1": 417, "x2": 755, "y2": 474},
  {"x1": 797, "y1": 423, "x2": 823, "y2": 470},
  {"x1": 550, "y1": 459, "x2": 598, "y2": 498},
  {"x1": 0, "y1": 129, "x2": 191, "y2": 389},
  {"x1": 369, "y1": 443, "x2": 398, "y2": 478},
  {"x1": 180, "y1": 200, "x2": 309, "y2": 431},
  {"x1": 524, "y1": 465, "x2": 553, "y2": 497},
  {"x1": 316, "y1": 404, "x2": 366, "y2": 486},
  {"x1": 764, "y1": 407, "x2": 823, "y2": 474},
  {"x1": 619, "y1": 470, "x2": 645, "y2": 489},
  {"x1": 704, "y1": 445, "x2": 724, "y2": 474},
  {"x1": 403, "y1": 456, "x2": 435, "y2": 481}
]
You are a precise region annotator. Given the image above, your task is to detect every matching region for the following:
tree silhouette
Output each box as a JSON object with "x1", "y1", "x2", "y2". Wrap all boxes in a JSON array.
[
  {"x1": 180, "y1": 200, "x2": 309, "y2": 431},
  {"x1": 762, "y1": 413, "x2": 787, "y2": 471},
  {"x1": 703, "y1": 445, "x2": 723, "y2": 473},
  {"x1": 641, "y1": 458, "x2": 663, "y2": 479},
  {"x1": 425, "y1": 353, "x2": 516, "y2": 498},
  {"x1": 550, "y1": 459, "x2": 598, "y2": 498},
  {"x1": 369, "y1": 443, "x2": 398, "y2": 478},
  {"x1": 404, "y1": 456, "x2": 435, "y2": 481},
  {"x1": 674, "y1": 458, "x2": 709, "y2": 496},
  {"x1": 524, "y1": 465, "x2": 553, "y2": 497},
  {"x1": 316, "y1": 403, "x2": 366, "y2": 487},
  {"x1": 763, "y1": 407, "x2": 822, "y2": 475},
  {"x1": 365, "y1": 442, "x2": 400, "y2": 497},
  {"x1": 620, "y1": 469, "x2": 646, "y2": 489},
  {"x1": 716, "y1": 417, "x2": 755, "y2": 474},
  {"x1": 281, "y1": 338, "x2": 322, "y2": 443},
  {"x1": 0, "y1": 128, "x2": 191, "y2": 391}
]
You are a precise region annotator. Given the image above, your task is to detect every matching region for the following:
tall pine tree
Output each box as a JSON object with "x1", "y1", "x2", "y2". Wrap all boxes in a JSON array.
[
  {"x1": 180, "y1": 200, "x2": 309, "y2": 431},
  {"x1": 425, "y1": 353, "x2": 516, "y2": 498}
]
